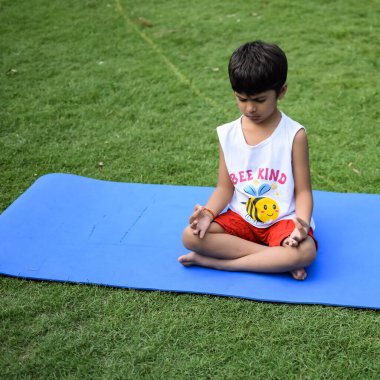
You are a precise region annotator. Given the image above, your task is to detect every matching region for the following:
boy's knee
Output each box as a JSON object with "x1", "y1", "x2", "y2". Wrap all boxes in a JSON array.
[
  {"x1": 297, "y1": 237, "x2": 317, "y2": 266},
  {"x1": 285, "y1": 237, "x2": 316, "y2": 268},
  {"x1": 182, "y1": 226, "x2": 198, "y2": 250}
]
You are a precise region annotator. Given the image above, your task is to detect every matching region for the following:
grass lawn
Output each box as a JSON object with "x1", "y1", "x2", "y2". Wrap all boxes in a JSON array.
[{"x1": 1, "y1": 0, "x2": 379, "y2": 378}]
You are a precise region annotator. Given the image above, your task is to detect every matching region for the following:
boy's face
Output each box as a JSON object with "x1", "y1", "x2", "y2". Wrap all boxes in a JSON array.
[{"x1": 235, "y1": 86, "x2": 286, "y2": 124}]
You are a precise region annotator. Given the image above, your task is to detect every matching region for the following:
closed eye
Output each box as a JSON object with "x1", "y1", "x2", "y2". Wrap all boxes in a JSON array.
[{"x1": 237, "y1": 96, "x2": 266, "y2": 103}]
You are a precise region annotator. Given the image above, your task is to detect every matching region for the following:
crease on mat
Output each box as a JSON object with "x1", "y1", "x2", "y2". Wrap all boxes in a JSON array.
[
  {"x1": 87, "y1": 214, "x2": 108, "y2": 241},
  {"x1": 119, "y1": 203, "x2": 151, "y2": 243}
]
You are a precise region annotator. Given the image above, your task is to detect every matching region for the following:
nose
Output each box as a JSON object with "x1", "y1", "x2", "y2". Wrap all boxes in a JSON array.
[{"x1": 247, "y1": 102, "x2": 257, "y2": 113}]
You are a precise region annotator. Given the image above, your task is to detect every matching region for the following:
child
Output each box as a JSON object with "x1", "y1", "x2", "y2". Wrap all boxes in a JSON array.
[{"x1": 178, "y1": 41, "x2": 317, "y2": 280}]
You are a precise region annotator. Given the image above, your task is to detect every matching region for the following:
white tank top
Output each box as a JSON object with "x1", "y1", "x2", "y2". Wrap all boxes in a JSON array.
[{"x1": 217, "y1": 112, "x2": 315, "y2": 229}]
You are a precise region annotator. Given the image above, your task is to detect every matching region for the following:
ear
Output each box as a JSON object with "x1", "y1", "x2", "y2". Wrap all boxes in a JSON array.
[{"x1": 277, "y1": 84, "x2": 287, "y2": 100}]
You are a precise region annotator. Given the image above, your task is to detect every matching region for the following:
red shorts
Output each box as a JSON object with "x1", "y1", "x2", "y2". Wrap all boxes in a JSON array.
[{"x1": 214, "y1": 209, "x2": 317, "y2": 249}]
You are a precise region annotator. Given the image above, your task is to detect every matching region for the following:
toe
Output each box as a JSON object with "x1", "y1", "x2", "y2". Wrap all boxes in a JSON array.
[
  {"x1": 178, "y1": 253, "x2": 194, "y2": 267},
  {"x1": 291, "y1": 268, "x2": 307, "y2": 280}
]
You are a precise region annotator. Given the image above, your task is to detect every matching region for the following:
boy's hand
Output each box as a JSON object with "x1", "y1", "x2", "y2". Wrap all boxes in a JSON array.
[
  {"x1": 284, "y1": 217, "x2": 309, "y2": 247},
  {"x1": 189, "y1": 204, "x2": 203, "y2": 226},
  {"x1": 189, "y1": 204, "x2": 213, "y2": 239}
]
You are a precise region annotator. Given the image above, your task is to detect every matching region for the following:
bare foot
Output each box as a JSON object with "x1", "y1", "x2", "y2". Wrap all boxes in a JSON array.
[
  {"x1": 291, "y1": 268, "x2": 307, "y2": 280},
  {"x1": 178, "y1": 252, "x2": 225, "y2": 270},
  {"x1": 178, "y1": 252, "x2": 198, "y2": 267}
]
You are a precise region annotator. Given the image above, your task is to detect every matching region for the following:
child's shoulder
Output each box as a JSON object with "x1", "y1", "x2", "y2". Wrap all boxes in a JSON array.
[
  {"x1": 216, "y1": 116, "x2": 241, "y2": 133},
  {"x1": 282, "y1": 112, "x2": 305, "y2": 129},
  {"x1": 216, "y1": 117, "x2": 242, "y2": 143}
]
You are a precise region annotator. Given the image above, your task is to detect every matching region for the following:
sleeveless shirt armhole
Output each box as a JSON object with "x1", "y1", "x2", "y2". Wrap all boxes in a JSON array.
[{"x1": 287, "y1": 124, "x2": 303, "y2": 150}]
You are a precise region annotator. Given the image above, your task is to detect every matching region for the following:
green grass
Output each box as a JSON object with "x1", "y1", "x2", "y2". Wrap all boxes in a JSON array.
[{"x1": 1, "y1": 0, "x2": 380, "y2": 378}]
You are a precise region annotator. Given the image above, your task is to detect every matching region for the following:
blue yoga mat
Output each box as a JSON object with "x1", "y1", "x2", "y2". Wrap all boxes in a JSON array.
[{"x1": 0, "y1": 173, "x2": 379, "y2": 309}]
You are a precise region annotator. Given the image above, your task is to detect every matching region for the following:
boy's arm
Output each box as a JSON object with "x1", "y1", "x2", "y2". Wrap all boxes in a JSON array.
[
  {"x1": 205, "y1": 144, "x2": 234, "y2": 215},
  {"x1": 190, "y1": 145, "x2": 234, "y2": 238},
  {"x1": 287, "y1": 129, "x2": 313, "y2": 244}
]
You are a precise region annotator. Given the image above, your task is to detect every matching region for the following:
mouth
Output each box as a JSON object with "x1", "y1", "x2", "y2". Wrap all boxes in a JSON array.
[{"x1": 267, "y1": 213, "x2": 274, "y2": 217}]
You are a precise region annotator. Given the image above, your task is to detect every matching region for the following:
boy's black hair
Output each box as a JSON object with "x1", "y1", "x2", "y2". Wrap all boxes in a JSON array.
[{"x1": 228, "y1": 41, "x2": 288, "y2": 96}]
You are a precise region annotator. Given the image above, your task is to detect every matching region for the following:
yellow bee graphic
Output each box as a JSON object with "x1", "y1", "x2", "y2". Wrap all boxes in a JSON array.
[{"x1": 242, "y1": 184, "x2": 280, "y2": 223}]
